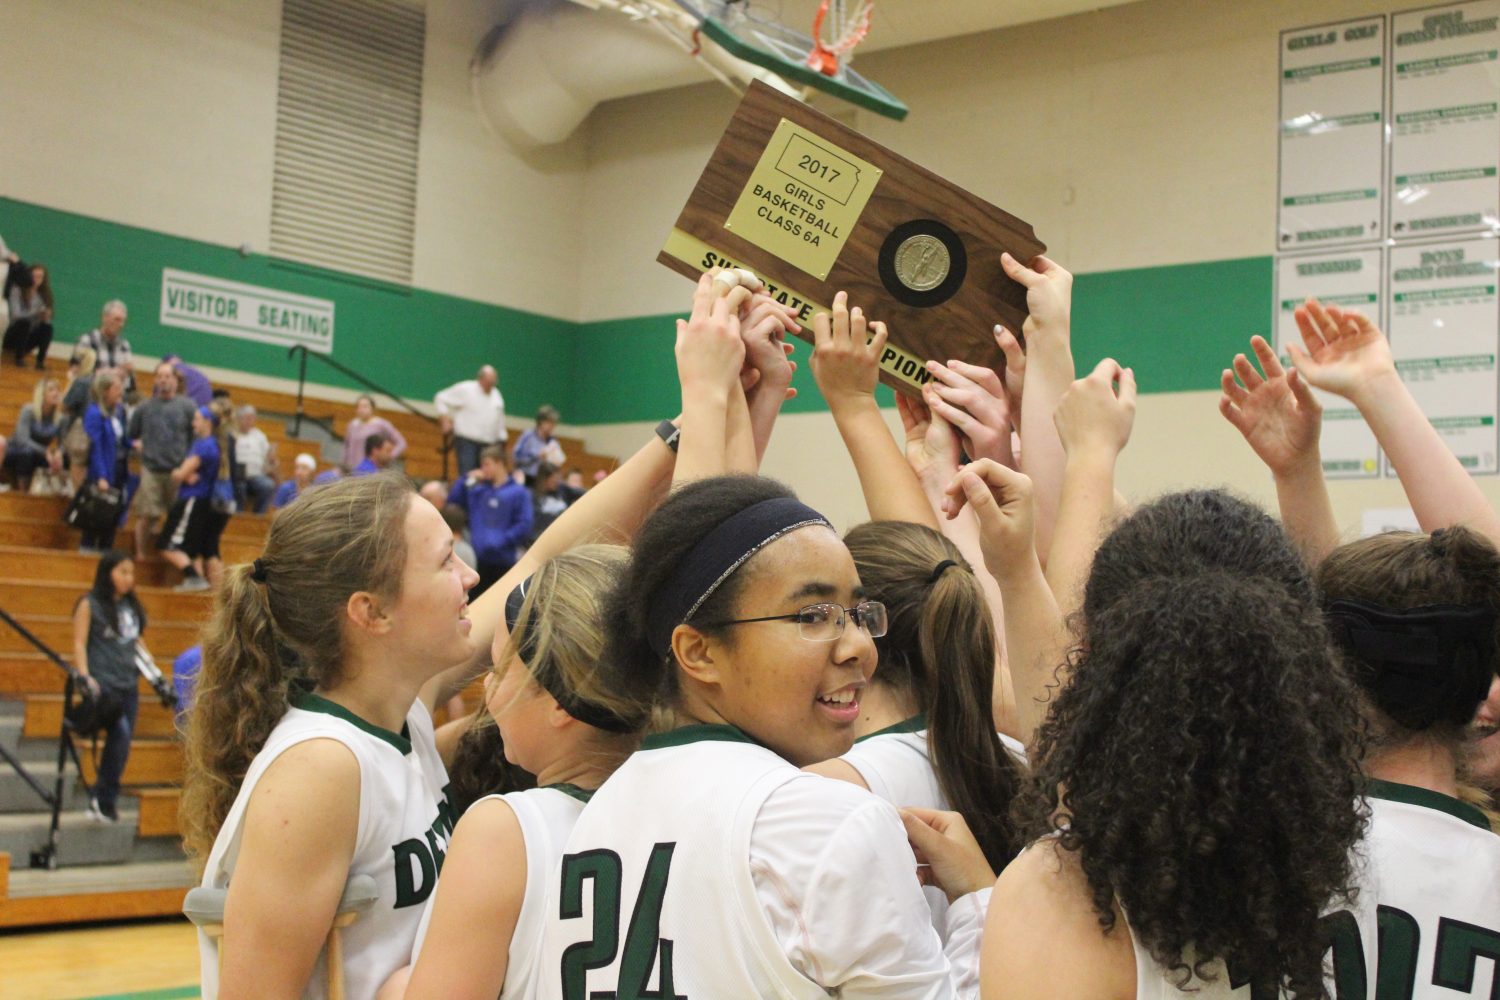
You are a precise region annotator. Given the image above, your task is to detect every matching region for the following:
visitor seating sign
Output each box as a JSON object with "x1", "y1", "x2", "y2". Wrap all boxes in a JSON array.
[{"x1": 160, "y1": 269, "x2": 334, "y2": 352}]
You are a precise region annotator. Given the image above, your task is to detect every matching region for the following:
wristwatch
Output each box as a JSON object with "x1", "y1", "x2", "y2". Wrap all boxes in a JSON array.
[{"x1": 655, "y1": 419, "x2": 681, "y2": 453}]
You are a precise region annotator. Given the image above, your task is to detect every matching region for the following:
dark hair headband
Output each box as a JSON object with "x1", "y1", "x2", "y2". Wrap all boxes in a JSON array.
[
  {"x1": 504, "y1": 575, "x2": 635, "y2": 734},
  {"x1": 1324, "y1": 598, "x2": 1496, "y2": 731},
  {"x1": 645, "y1": 496, "x2": 831, "y2": 659}
]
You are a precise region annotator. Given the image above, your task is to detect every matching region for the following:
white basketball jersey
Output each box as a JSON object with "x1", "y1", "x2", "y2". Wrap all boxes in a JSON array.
[
  {"x1": 198, "y1": 693, "x2": 454, "y2": 1000},
  {"x1": 536, "y1": 726, "x2": 842, "y2": 1000},
  {"x1": 838, "y1": 716, "x2": 1028, "y2": 811},
  {"x1": 1328, "y1": 780, "x2": 1500, "y2": 999},
  {"x1": 410, "y1": 784, "x2": 592, "y2": 999}
]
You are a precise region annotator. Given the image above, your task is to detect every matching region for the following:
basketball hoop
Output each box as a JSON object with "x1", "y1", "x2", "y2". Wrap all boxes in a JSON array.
[{"x1": 805, "y1": 0, "x2": 873, "y2": 77}]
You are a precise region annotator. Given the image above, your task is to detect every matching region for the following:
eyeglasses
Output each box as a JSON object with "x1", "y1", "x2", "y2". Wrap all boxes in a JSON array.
[{"x1": 706, "y1": 601, "x2": 888, "y2": 643}]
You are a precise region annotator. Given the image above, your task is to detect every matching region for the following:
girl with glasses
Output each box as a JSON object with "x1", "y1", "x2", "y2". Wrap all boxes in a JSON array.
[{"x1": 536, "y1": 277, "x2": 991, "y2": 999}]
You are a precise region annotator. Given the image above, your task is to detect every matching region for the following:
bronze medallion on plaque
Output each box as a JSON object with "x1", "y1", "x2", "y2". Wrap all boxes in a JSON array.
[{"x1": 660, "y1": 80, "x2": 1046, "y2": 397}]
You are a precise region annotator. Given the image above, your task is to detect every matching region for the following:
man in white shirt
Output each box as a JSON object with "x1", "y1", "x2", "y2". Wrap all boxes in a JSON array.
[
  {"x1": 231, "y1": 405, "x2": 277, "y2": 513},
  {"x1": 434, "y1": 364, "x2": 506, "y2": 477}
]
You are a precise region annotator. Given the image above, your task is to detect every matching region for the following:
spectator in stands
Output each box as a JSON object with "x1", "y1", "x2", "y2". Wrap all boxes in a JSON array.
[
  {"x1": 173, "y1": 644, "x2": 202, "y2": 723},
  {"x1": 0, "y1": 240, "x2": 14, "y2": 329},
  {"x1": 434, "y1": 364, "x2": 505, "y2": 477},
  {"x1": 81, "y1": 371, "x2": 126, "y2": 552},
  {"x1": 129, "y1": 360, "x2": 197, "y2": 560},
  {"x1": 565, "y1": 467, "x2": 586, "y2": 491},
  {"x1": 313, "y1": 467, "x2": 341, "y2": 486},
  {"x1": 74, "y1": 301, "x2": 134, "y2": 391},
  {"x1": 352, "y1": 433, "x2": 396, "y2": 476},
  {"x1": 3, "y1": 259, "x2": 54, "y2": 369},
  {"x1": 418, "y1": 479, "x2": 447, "y2": 508},
  {"x1": 70, "y1": 550, "x2": 151, "y2": 823},
  {"x1": 529, "y1": 460, "x2": 583, "y2": 541},
  {"x1": 6, "y1": 376, "x2": 66, "y2": 493},
  {"x1": 62, "y1": 349, "x2": 97, "y2": 495},
  {"x1": 272, "y1": 452, "x2": 318, "y2": 510},
  {"x1": 159, "y1": 406, "x2": 224, "y2": 592},
  {"x1": 342, "y1": 394, "x2": 407, "y2": 471},
  {"x1": 163, "y1": 354, "x2": 213, "y2": 407},
  {"x1": 231, "y1": 405, "x2": 277, "y2": 513},
  {"x1": 446, "y1": 443, "x2": 531, "y2": 594},
  {"x1": 511, "y1": 404, "x2": 566, "y2": 483},
  {"x1": 440, "y1": 503, "x2": 478, "y2": 573}
]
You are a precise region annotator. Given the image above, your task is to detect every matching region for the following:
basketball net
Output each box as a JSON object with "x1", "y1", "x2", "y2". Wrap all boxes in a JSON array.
[{"x1": 805, "y1": 0, "x2": 873, "y2": 77}]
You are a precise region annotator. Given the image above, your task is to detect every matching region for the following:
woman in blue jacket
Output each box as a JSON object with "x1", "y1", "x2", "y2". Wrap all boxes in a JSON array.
[{"x1": 81, "y1": 371, "x2": 126, "y2": 552}]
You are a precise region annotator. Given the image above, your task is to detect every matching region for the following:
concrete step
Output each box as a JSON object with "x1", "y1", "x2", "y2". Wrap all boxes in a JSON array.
[
  {"x1": 25, "y1": 694, "x2": 179, "y2": 740},
  {"x1": 0, "y1": 807, "x2": 141, "y2": 866},
  {"x1": 0, "y1": 854, "x2": 195, "y2": 928},
  {"x1": 0, "y1": 761, "x2": 89, "y2": 814}
]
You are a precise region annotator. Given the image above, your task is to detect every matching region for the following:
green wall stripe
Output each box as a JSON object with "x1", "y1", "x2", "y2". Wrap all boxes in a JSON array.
[
  {"x1": 4, "y1": 197, "x2": 1274, "y2": 427},
  {"x1": 573, "y1": 255, "x2": 1274, "y2": 424},
  {"x1": 0, "y1": 198, "x2": 573, "y2": 416}
]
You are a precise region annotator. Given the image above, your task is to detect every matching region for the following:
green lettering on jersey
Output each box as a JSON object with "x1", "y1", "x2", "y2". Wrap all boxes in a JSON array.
[
  {"x1": 391, "y1": 786, "x2": 456, "y2": 909},
  {"x1": 1432, "y1": 917, "x2": 1500, "y2": 994},
  {"x1": 1374, "y1": 906, "x2": 1419, "y2": 998},
  {"x1": 559, "y1": 843, "x2": 686, "y2": 1000}
]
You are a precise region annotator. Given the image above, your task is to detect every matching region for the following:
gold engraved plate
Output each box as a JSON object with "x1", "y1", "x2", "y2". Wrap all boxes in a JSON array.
[
  {"x1": 724, "y1": 118, "x2": 883, "y2": 281},
  {"x1": 893, "y1": 235, "x2": 950, "y2": 291}
]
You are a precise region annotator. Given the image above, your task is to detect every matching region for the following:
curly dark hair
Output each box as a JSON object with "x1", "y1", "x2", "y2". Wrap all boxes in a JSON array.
[
  {"x1": 1020, "y1": 491, "x2": 1367, "y2": 999},
  {"x1": 446, "y1": 711, "x2": 535, "y2": 818}
]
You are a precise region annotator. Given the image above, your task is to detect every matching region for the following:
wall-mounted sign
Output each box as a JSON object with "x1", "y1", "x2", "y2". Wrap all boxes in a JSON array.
[{"x1": 160, "y1": 268, "x2": 334, "y2": 352}]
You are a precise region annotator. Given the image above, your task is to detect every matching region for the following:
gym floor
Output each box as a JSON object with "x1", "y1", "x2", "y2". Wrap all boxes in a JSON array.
[{"x1": 0, "y1": 918, "x2": 199, "y2": 999}]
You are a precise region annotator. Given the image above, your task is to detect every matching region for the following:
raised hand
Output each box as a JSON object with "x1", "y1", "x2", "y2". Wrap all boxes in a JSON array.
[
  {"x1": 996, "y1": 324, "x2": 1026, "y2": 427},
  {"x1": 1054, "y1": 358, "x2": 1137, "y2": 460},
  {"x1": 810, "y1": 291, "x2": 889, "y2": 409},
  {"x1": 897, "y1": 391, "x2": 962, "y2": 484},
  {"x1": 943, "y1": 458, "x2": 1036, "y2": 577},
  {"x1": 922, "y1": 355, "x2": 1015, "y2": 466},
  {"x1": 1287, "y1": 297, "x2": 1397, "y2": 405},
  {"x1": 676, "y1": 270, "x2": 751, "y2": 396},
  {"x1": 740, "y1": 291, "x2": 801, "y2": 391},
  {"x1": 1219, "y1": 335, "x2": 1322, "y2": 478},
  {"x1": 1000, "y1": 253, "x2": 1073, "y2": 348}
]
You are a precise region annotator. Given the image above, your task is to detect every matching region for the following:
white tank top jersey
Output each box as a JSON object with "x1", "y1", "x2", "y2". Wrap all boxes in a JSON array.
[
  {"x1": 1327, "y1": 780, "x2": 1500, "y2": 999},
  {"x1": 838, "y1": 716, "x2": 1028, "y2": 811},
  {"x1": 198, "y1": 693, "x2": 454, "y2": 1000},
  {"x1": 536, "y1": 724, "x2": 988, "y2": 1000},
  {"x1": 1131, "y1": 780, "x2": 1500, "y2": 999},
  {"x1": 410, "y1": 783, "x2": 593, "y2": 999}
]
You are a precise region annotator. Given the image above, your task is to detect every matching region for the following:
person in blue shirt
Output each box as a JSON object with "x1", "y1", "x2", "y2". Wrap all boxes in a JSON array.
[
  {"x1": 446, "y1": 443, "x2": 532, "y2": 595},
  {"x1": 271, "y1": 452, "x2": 319, "y2": 510},
  {"x1": 351, "y1": 432, "x2": 396, "y2": 476},
  {"x1": 158, "y1": 406, "x2": 223, "y2": 593},
  {"x1": 79, "y1": 371, "x2": 127, "y2": 552}
]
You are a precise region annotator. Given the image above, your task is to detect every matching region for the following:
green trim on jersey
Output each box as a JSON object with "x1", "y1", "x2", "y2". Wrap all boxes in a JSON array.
[
  {"x1": 291, "y1": 691, "x2": 412, "y2": 755},
  {"x1": 545, "y1": 782, "x2": 597, "y2": 804},
  {"x1": 1365, "y1": 778, "x2": 1492, "y2": 831},
  {"x1": 640, "y1": 723, "x2": 762, "y2": 752},
  {"x1": 854, "y1": 714, "x2": 927, "y2": 743}
]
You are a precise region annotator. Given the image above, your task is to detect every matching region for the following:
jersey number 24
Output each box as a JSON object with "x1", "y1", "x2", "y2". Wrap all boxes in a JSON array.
[{"x1": 559, "y1": 843, "x2": 686, "y2": 1000}]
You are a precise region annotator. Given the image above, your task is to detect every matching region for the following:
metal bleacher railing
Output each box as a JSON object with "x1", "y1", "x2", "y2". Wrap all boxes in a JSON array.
[{"x1": 286, "y1": 344, "x2": 453, "y2": 481}]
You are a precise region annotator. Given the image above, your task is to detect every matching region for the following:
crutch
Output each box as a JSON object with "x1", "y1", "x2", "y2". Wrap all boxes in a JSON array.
[{"x1": 184, "y1": 873, "x2": 380, "y2": 1000}]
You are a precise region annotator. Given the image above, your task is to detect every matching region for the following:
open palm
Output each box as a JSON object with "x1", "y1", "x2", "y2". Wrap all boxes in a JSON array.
[
  {"x1": 1287, "y1": 298, "x2": 1396, "y2": 401},
  {"x1": 1219, "y1": 335, "x2": 1322, "y2": 477}
]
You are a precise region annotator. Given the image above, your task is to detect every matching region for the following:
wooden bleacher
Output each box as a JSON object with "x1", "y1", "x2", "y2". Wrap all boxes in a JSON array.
[{"x1": 0, "y1": 353, "x2": 598, "y2": 928}]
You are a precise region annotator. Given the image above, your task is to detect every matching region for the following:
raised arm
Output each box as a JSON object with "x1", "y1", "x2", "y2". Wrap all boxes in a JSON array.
[
  {"x1": 810, "y1": 292, "x2": 936, "y2": 527},
  {"x1": 738, "y1": 289, "x2": 801, "y2": 464},
  {"x1": 1002, "y1": 254, "x2": 1076, "y2": 563},
  {"x1": 1220, "y1": 333, "x2": 1339, "y2": 564},
  {"x1": 1046, "y1": 360, "x2": 1136, "y2": 616},
  {"x1": 1289, "y1": 298, "x2": 1500, "y2": 544},
  {"x1": 945, "y1": 459, "x2": 1069, "y2": 750},
  {"x1": 674, "y1": 272, "x2": 751, "y2": 486}
]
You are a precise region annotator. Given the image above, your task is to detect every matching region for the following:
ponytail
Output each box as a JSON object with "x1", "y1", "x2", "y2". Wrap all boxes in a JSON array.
[
  {"x1": 181, "y1": 566, "x2": 288, "y2": 860},
  {"x1": 844, "y1": 520, "x2": 1024, "y2": 868},
  {"x1": 919, "y1": 560, "x2": 1024, "y2": 867},
  {"x1": 180, "y1": 472, "x2": 415, "y2": 863}
]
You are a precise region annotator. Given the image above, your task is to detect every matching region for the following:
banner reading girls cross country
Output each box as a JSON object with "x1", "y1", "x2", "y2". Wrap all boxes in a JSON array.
[{"x1": 160, "y1": 268, "x2": 335, "y2": 353}]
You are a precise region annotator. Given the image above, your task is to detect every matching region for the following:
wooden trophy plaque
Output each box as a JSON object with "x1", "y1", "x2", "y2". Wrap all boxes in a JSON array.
[{"x1": 659, "y1": 80, "x2": 1047, "y2": 397}]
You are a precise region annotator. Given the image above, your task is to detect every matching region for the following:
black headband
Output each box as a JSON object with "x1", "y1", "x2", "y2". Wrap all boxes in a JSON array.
[
  {"x1": 645, "y1": 497, "x2": 831, "y2": 658},
  {"x1": 1324, "y1": 598, "x2": 1496, "y2": 730},
  {"x1": 504, "y1": 575, "x2": 635, "y2": 734}
]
